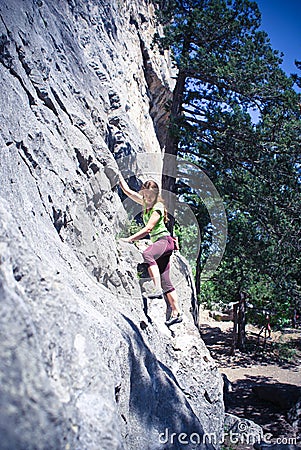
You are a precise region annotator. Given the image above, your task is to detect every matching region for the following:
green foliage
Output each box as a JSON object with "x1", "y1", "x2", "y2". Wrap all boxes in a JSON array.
[
  {"x1": 174, "y1": 220, "x2": 200, "y2": 271},
  {"x1": 154, "y1": 0, "x2": 301, "y2": 329},
  {"x1": 117, "y1": 218, "x2": 144, "y2": 239},
  {"x1": 270, "y1": 339, "x2": 299, "y2": 362}
]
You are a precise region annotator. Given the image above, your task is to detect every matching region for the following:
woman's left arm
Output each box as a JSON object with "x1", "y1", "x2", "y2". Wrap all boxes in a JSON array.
[{"x1": 121, "y1": 211, "x2": 160, "y2": 242}]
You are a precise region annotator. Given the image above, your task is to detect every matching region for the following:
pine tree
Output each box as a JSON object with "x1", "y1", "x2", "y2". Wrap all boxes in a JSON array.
[{"x1": 154, "y1": 0, "x2": 301, "y2": 327}]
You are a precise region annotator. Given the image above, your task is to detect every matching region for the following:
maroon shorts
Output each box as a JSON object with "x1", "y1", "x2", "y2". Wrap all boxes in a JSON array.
[{"x1": 142, "y1": 236, "x2": 175, "y2": 294}]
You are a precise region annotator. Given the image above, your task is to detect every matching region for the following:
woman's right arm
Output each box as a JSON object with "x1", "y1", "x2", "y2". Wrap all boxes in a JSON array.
[{"x1": 119, "y1": 173, "x2": 144, "y2": 205}]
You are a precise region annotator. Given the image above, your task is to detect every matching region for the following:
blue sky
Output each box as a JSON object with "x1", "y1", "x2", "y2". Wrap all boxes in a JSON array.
[{"x1": 255, "y1": 0, "x2": 301, "y2": 76}]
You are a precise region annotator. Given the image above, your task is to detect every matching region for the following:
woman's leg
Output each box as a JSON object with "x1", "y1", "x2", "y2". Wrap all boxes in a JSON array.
[
  {"x1": 143, "y1": 237, "x2": 182, "y2": 324},
  {"x1": 166, "y1": 290, "x2": 181, "y2": 317},
  {"x1": 157, "y1": 255, "x2": 181, "y2": 318},
  {"x1": 147, "y1": 264, "x2": 161, "y2": 289},
  {"x1": 143, "y1": 238, "x2": 169, "y2": 293}
]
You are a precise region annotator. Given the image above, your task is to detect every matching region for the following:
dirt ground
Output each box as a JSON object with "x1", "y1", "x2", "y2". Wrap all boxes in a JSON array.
[{"x1": 198, "y1": 309, "x2": 301, "y2": 449}]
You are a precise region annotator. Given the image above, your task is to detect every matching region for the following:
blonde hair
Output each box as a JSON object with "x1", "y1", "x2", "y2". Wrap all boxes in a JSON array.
[{"x1": 140, "y1": 180, "x2": 169, "y2": 223}]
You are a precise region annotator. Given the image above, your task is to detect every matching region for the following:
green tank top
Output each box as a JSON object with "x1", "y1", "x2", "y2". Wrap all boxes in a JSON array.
[{"x1": 143, "y1": 201, "x2": 170, "y2": 242}]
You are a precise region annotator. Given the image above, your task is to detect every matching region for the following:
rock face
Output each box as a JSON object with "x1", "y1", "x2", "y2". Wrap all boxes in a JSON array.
[{"x1": 0, "y1": 1, "x2": 224, "y2": 449}]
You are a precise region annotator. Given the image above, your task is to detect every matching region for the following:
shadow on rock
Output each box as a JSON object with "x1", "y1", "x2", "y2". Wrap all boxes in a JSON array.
[{"x1": 121, "y1": 315, "x2": 216, "y2": 450}]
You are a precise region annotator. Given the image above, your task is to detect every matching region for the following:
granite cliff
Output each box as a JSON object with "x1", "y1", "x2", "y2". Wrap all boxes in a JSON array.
[{"x1": 0, "y1": 1, "x2": 224, "y2": 449}]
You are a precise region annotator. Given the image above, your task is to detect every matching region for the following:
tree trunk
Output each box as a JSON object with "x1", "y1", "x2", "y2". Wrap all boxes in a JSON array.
[
  {"x1": 195, "y1": 247, "x2": 202, "y2": 299},
  {"x1": 231, "y1": 303, "x2": 238, "y2": 356},
  {"x1": 231, "y1": 291, "x2": 247, "y2": 354},
  {"x1": 161, "y1": 70, "x2": 186, "y2": 233},
  {"x1": 237, "y1": 293, "x2": 246, "y2": 351}
]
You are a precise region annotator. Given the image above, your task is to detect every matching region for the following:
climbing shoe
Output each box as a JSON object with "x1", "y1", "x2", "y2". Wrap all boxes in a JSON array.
[
  {"x1": 165, "y1": 313, "x2": 183, "y2": 327},
  {"x1": 148, "y1": 289, "x2": 164, "y2": 299}
]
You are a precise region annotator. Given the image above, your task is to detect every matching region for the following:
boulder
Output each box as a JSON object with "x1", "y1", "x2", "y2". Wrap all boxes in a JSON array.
[
  {"x1": 224, "y1": 413, "x2": 263, "y2": 446},
  {"x1": 0, "y1": 0, "x2": 224, "y2": 448},
  {"x1": 288, "y1": 396, "x2": 301, "y2": 431},
  {"x1": 252, "y1": 384, "x2": 301, "y2": 410}
]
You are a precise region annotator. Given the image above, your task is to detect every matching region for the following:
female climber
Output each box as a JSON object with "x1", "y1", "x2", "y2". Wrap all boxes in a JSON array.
[{"x1": 118, "y1": 173, "x2": 182, "y2": 326}]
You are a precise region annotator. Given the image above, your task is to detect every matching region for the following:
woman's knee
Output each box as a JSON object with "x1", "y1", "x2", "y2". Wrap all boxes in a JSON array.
[
  {"x1": 143, "y1": 248, "x2": 155, "y2": 265},
  {"x1": 160, "y1": 271, "x2": 174, "y2": 293}
]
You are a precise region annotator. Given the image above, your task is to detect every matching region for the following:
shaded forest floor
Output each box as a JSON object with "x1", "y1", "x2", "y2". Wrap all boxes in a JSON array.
[{"x1": 199, "y1": 309, "x2": 301, "y2": 449}]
